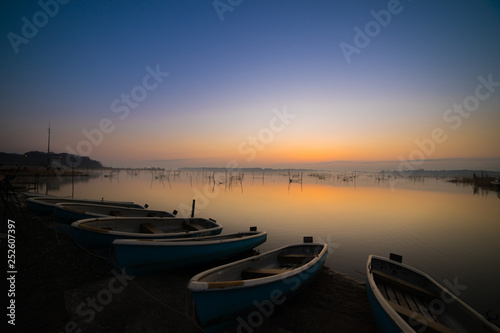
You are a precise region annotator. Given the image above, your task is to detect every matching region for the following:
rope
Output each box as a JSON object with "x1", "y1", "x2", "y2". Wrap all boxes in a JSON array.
[
  {"x1": 42, "y1": 211, "x2": 205, "y2": 332},
  {"x1": 102, "y1": 254, "x2": 204, "y2": 332},
  {"x1": 128, "y1": 277, "x2": 205, "y2": 332}
]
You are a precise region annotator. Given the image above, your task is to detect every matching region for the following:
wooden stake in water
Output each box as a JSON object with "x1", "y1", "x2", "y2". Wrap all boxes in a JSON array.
[{"x1": 191, "y1": 199, "x2": 195, "y2": 218}]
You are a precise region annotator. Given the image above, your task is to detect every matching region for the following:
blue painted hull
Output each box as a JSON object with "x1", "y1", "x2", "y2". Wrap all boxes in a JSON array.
[
  {"x1": 366, "y1": 255, "x2": 500, "y2": 333},
  {"x1": 71, "y1": 217, "x2": 223, "y2": 251},
  {"x1": 366, "y1": 279, "x2": 401, "y2": 333},
  {"x1": 27, "y1": 197, "x2": 142, "y2": 217},
  {"x1": 113, "y1": 232, "x2": 267, "y2": 276},
  {"x1": 72, "y1": 227, "x2": 223, "y2": 251},
  {"x1": 53, "y1": 204, "x2": 173, "y2": 224},
  {"x1": 189, "y1": 243, "x2": 327, "y2": 332},
  {"x1": 27, "y1": 198, "x2": 56, "y2": 216},
  {"x1": 53, "y1": 207, "x2": 97, "y2": 224}
]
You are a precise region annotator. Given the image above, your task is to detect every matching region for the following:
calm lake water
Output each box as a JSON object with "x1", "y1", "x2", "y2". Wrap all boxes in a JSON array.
[{"x1": 39, "y1": 169, "x2": 500, "y2": 320}]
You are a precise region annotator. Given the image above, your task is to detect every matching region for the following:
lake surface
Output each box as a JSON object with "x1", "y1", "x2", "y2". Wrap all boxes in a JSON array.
[{"x1": 39, "y1": 169, "x2": 500, "y2": 320}]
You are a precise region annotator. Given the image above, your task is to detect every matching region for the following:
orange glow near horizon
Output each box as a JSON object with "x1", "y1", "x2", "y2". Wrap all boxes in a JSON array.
[{"x1": 84, "y1": 110, "x2": 500, "y2": 169}]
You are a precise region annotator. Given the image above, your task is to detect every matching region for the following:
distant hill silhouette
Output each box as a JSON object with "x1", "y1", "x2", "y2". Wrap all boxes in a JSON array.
[{"x1": 0, "y1": 151, "x2": 103, "y2": 169}]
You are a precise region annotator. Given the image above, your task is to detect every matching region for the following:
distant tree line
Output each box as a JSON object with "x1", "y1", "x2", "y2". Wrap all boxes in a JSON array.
[{"x1": 0, "y1": 151, "x2": 103, "y2": 169}]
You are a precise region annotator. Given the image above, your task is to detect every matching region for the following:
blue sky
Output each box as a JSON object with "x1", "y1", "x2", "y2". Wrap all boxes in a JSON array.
[{"x1": 1, "y1": 0, "x2": 499, "y2": 170}]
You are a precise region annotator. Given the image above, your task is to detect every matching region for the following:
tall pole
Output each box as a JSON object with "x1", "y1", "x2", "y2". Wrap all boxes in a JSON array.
[{"x1": 47, "y1": 121, "x2": 51, "y2": 168}]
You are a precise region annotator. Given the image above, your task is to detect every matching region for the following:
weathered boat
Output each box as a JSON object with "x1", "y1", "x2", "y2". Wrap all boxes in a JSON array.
[
  {"x1": 187, "y1": 238, "x2": 327, "y2": 332},
  {"x1": 53, "y1": 202, "x2": 174, "y2": 224},
  {"x1": 366, "y1": 254, "x2": 500, "y2": 333},
  {"x1": 112, "y1": 228, "x2": 267, "y2": 276},
  {"x1": 71, "y1": 217, "x2": 223, "y2": 250},
  {"x1": 27, "y1": 196, "x2": 145, "y2": 216}
]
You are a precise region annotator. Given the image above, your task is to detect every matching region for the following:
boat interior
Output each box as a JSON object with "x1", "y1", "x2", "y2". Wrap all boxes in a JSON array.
[
  {"x1": 32, "y1": 197, "x2": 142, "y2": 208},
  {"x1": 371, "y1": 257, "x2": 496, "y2": 333},
  {"x1": 149, "y1": 231, "x2": 261, "y2": 243},
  {"x1": 240, "y1": 252, "x2": 317, "y2": 279},
  {"x1": 78, "y1": 218, "x2": 216, "y2": 234},
  {"x1": 59, "y1": 203, "x2": 172, "y2": 217},
  {"x1": 198, "y1": 244, "x2": 324, "y2": 282}
]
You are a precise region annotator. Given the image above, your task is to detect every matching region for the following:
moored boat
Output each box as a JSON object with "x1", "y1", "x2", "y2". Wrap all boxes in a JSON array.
[
  {"x1": 187, "y1": 237, "x2": 327, "y2": 332},
  {"x1": 366, "y1": 254, "x2": 500, "y2": 333},
  {"x1": 71, "y1": 217, "x2": 223, "y2": 250},
  {"x1": 27, "y1": 196, "x2": 145, "y2": 216},
  {"x1": 113, "y1": 228, "x2": 267, "y2": 276},
  {"x1": 53, "y1": 202, "x2": 174, "y2": 224}
]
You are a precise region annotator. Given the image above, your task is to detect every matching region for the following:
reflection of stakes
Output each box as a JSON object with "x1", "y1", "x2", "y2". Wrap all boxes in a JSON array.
[
  {"x1": 175, "y1": 107, "x2": 295, "y2": 218},
  {"x1": 227, "y1": 172, "x2": 244, "y2": 192},
  {"x1": 288, "y1": 170, "x2": 302, "y2": 184},
  {"x1": 251, "y1": 170, "x2": 266, "y2": 185},
  {"x1": 288, "y1": 171, "x2": 303, "y2": 193}
]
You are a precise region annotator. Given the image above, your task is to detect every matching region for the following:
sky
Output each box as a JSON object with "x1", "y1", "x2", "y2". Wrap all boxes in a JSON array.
[{"x1": 1, "y1": 0, "x2": 500, "y2": 171}]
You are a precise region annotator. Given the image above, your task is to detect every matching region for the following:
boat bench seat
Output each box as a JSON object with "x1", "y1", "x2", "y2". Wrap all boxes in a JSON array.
[
  {"x1": 241, "y1": 268, "x2": 287, "y2": 279},
  {"x1": 140, "y1": 223, "x2": 163, "y2": 234},
  {"x1": 372, "y1": 269, "x2": 438, "y2": 298},
  {"x1": 277, "y1": 253, "x2": 316, "y2": 264},
  {"x1": 388, "y1": 300, "x2": 457, "y2": 333},
  {"x1": 183, "y1": 221, "x2": 204, "y2": 231},
  {"x1": 109, "y1": 210, "x2": 123, "y2": 216}
]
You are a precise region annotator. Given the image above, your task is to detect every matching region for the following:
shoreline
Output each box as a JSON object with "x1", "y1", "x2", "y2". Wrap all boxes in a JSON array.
[{"x1": 6, "y1": 195, "x2": 379, "y2": 332}]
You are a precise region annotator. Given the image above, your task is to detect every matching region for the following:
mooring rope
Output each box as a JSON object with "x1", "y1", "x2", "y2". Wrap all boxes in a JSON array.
[
  {"x1": 127, "y1": 276, "x2": 205, "y2": 332},
  {"x1": 73, "y1": 241, "x2": 205, "y2": 331}
]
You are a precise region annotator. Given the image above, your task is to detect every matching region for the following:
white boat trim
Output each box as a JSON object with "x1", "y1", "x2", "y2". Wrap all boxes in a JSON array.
[{"x1": 189, "y1": 242, "x2": 328, "y2": 291}]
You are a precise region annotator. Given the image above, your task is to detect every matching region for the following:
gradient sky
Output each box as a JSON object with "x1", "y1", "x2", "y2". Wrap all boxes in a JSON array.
[{"x1": 1, "y1": 0, "x2": 500, "y2": 170}]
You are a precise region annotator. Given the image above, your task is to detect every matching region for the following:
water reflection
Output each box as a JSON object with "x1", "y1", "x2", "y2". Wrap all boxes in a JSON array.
[{"x1": 36, "y1": 169, "x2": 500, "y2": 319}]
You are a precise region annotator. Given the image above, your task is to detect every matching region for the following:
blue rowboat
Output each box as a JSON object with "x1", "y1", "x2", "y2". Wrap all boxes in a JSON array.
[
  {"x1": 27, "y1": 196, "x2": 145, "y2": 216},
  {"x1": 71, "y1": 217, "x2": 223, "y2": 250},
  {"x1": 53, "y1": 202, "x2": 175, "y2": 224},
  {"x1": 112, "y1": 228, "x2": 267, "y2": 276},
  {"x1": 187, "y1": 238, "x2": 327, "y2": 332},
  {"x1": 366, "y1": 254, "x2": 500, "y2": 333}
]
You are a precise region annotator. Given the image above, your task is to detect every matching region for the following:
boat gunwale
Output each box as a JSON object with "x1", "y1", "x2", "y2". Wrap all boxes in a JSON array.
[
  {"x1": 112, "y1": 231, "x2": 267, "y2": 247},
  {"x1": 71, "y1": 216, "x2": 223, "y2": 238},
  {"x1": 54, "y1": 203, "x2": 106, "y2": 217},
  {"x1": 54, "y1": 202, "x2": 172, "y2": 217},
  {"x1": 188, "y1": 242, "x2": 328, "y2": 291},
  {"x1": 366, "y1": 254, "x2": 500, "y2": 333},
  {"x1": 27, "y1": 196, "x2": 144, "y2": 209}
]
